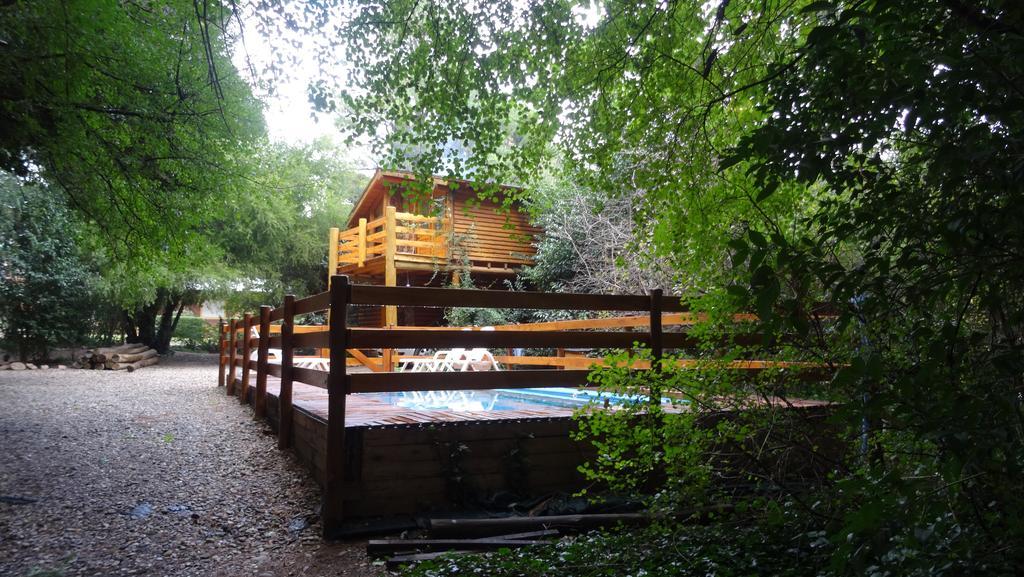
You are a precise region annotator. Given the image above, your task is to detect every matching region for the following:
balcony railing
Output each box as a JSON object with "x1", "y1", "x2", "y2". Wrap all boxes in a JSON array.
[{"x1": 332, "y1": 206, "x2": 446, "y2": 271}]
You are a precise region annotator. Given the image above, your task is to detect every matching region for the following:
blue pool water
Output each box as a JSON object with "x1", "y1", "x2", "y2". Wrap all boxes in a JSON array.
[{"x1": 363, "y1": 387, "x2": 678, "y2": 412}]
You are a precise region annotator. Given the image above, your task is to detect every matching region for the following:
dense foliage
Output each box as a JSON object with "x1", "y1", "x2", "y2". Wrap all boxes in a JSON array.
[
  {"x1": 724, "y1": 2, "x2": 1024, "y2": 572},
  {"x1": 406, "y1": 523, "x2": 830, "y2": 577},
  {"x1": 0, "y1": 0, "x2": 263, "y2": 352},
  {"x1": 266, "y1": 0, "x2": 1024, "y2": 574},
  {"x1": 0, "y1": 176, "x2": 101, "y2": 361},
  {"x1": 216, "y1": 140, "x2": 367, "y2": 310},
  {"x1": 0, "y1": 0, "x2": 263, "y2": 261}
]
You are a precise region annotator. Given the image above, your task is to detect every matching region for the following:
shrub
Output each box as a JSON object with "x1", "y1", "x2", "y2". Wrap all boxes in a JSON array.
[
  {"x1": 171, "y1": 316, "x2": 219, "y2": 352},
  {"x1": 0, "y1": 176, "x2": 102, "y2": 361}
]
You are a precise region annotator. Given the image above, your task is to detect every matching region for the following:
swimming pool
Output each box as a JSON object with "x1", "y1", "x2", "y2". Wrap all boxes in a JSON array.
[{"x1": 362, "y1": 387, "x2": 677, "y2": 412}]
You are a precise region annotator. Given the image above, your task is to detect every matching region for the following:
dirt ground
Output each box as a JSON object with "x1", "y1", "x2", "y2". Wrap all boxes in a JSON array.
[{"x1": 0, "y1": 353, "x2": 387, "y2": 577}]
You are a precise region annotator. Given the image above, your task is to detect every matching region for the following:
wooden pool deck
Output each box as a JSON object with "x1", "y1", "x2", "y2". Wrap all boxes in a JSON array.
[
  {"x1": 246, "y1": 375, "x2": 833, "y2": 526},
  {"x1": 219, "y1": 281, "x2": 840, "y2": 534}
]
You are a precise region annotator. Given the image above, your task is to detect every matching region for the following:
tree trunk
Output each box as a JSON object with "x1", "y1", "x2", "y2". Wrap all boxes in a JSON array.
[
  {"x1": 121, "y1": 287, "x2": 200, "y2": 354},
  {"x1": 154, "y1": 297, "x2": 185, "y2": 354}
]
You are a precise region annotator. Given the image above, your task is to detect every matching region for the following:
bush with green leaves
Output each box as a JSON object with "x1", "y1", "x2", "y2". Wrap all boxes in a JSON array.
[
  {"x1": 574, "y1": 312, "x2": 839, "y2": 508},
  {"x1": 0, "y1": 177, "x2": 102, "y2": 361},
  {"x1": 170, "y1": 316, "x2": 220, "y2": 352}
]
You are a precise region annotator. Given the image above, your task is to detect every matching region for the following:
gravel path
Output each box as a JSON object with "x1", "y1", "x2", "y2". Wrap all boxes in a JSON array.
[{"x1": 0, "y1": 354, "x2": 386, "y2": 577}]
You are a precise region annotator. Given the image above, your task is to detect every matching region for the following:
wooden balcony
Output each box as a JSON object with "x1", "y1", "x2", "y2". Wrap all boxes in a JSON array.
[{"x1": 329, "y1": 205, "x2": 536, "y2": 280}]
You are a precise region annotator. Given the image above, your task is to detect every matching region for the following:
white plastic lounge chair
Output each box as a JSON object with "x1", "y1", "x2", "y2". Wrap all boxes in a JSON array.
[
  {"x1": 429, "y1": 348, "x2": 466, "y2": 372},
  {"x1": 447, "y1": 327, "x2": 501, "y2": 371},
  {"x1": 397, "y1": 348, "x2": 461, "y2": 372},
  {"x1": 445, "y1": 348, "x2": 499, "y2": 371}
]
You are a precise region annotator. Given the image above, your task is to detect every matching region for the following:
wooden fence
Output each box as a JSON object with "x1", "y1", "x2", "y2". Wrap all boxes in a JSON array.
[{"x1": 217, "y1": 277, "x2": 826, "y2": 536}]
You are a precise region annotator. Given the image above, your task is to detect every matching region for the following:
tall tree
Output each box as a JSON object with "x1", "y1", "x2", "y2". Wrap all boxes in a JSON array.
[
  {"x1": 1, "y1": 1, "x2": 265, "y2": 257},
  {"x1": 1, "y1": 1, "x2": 268, "y2": 351},
  {"x1": 215, "y1": 139, "x2": 368, "y2": 312}
]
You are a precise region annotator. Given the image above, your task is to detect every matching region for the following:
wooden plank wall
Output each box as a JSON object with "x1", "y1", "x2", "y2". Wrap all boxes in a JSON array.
[
  {"x1": 450, "y1": 189, "x2": 540, "y2": 269},
  {"x1": 348, "y1": 420, "x2": 593, "y2": 517},
  {"x1": 260, "y1": 386, "x2": 593, "y2": 519}
]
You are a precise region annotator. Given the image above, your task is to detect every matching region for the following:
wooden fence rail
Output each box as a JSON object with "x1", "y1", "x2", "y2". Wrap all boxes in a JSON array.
[{"x1": 217, "y1": 276, "x2": 830, "y2": 537}]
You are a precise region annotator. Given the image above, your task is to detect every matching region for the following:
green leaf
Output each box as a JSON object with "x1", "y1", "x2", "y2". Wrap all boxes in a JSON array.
[
  {"x1": 755, "y1": 180, "x2": 779, "y2": 202},
  {"x1": 800, "y1": 2, "x2": 835, "y2": 14},
  {"x1": 718, "y1": 154, "x2": 744, "y2": 170}
]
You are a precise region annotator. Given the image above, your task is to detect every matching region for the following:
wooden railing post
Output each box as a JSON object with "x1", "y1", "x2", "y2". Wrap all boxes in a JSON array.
[
  {"x1": 240, "y1": 313, "x2": 253, "y2": 405},
  {"x1": 255, "y1": 305, "x2": 271, "y2": 419},
  {"x1": 227, "y1": 318, "x2": 238, "y2": 396},
  {"x1": 384, "y1": 206, "x2": 397, "y2": 371},
  {"x1": 278, "y1": 295, "x2": 296, "y2": 450},
  {"x1": 328, "y1": 227, "x2": 340, "y2": 277},
  {"x1": 324, "y1": 275, "x2": 350, "y2": 536},
  {"x1": 357, "y1": 218, "x2": 367, "y2": 268},
  {"x1": 217, "y1": 319, "x2": 226, "y2": 387},
  {"x1": 649, "y1": 289, "x2": 664, "y2": 367},
  {"x1": 649, "y1": 289, "x2": 664, "y2": 408}
]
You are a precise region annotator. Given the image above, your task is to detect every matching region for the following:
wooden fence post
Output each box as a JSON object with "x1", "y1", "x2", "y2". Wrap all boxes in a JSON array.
[
  {"x1": 240, "y1": 313, "x2": 253, "y2": 405},
  {"x1": 278, "y1": 295, "x2": 296, "y2": 450},
  {"x1": 227, "y1": 319, "x2": 238, "y2": 396},
  {"x1": 323, "y1": 275, "x2": 350, "y2": 537},
  {"x1": 357, "y1": 218, "x2": 367, "y2": 268},
  {"x1": 326, "y1": 229, "x2": 341, "y2": 362},
  {"x1": 649, "y1": 289, "x2": 664, "y2": 408},
  {"x1": 217, "y1": 319, "x2": 226, "y2": 387},
  {"x1": 255, "y1": 305, "x2": 271, "y2": 419}
]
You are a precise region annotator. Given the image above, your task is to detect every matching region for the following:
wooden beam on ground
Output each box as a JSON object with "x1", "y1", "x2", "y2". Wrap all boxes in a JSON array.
[
  {"x1": 368, "y1": 539, "x2": 548, "y2": 555},
  {"x1": 428, "y1": 513, "x2": 650, "y2": 538},
  {"x1": 386, "y1": 551, "x2": 472, "y2": 570}
]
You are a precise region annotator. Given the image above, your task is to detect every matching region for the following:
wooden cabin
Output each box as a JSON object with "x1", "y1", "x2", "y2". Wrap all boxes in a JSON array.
[{"x1": 329, "y1": 170, "x2": 541, "y2": 327}]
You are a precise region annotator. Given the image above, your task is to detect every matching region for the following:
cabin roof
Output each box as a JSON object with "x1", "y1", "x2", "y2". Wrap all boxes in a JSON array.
[{"x1": 346, "y1": 169, "x2": 522, "y2": 228}]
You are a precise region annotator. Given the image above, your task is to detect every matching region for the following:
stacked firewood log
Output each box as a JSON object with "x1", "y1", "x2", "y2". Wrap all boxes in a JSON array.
[
  {"x1": 76, "y1": 344, "x2": 160, "y2": 372},
  {"x1": 0, "y1": 355, "x2": 66, "y2": 370}
]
